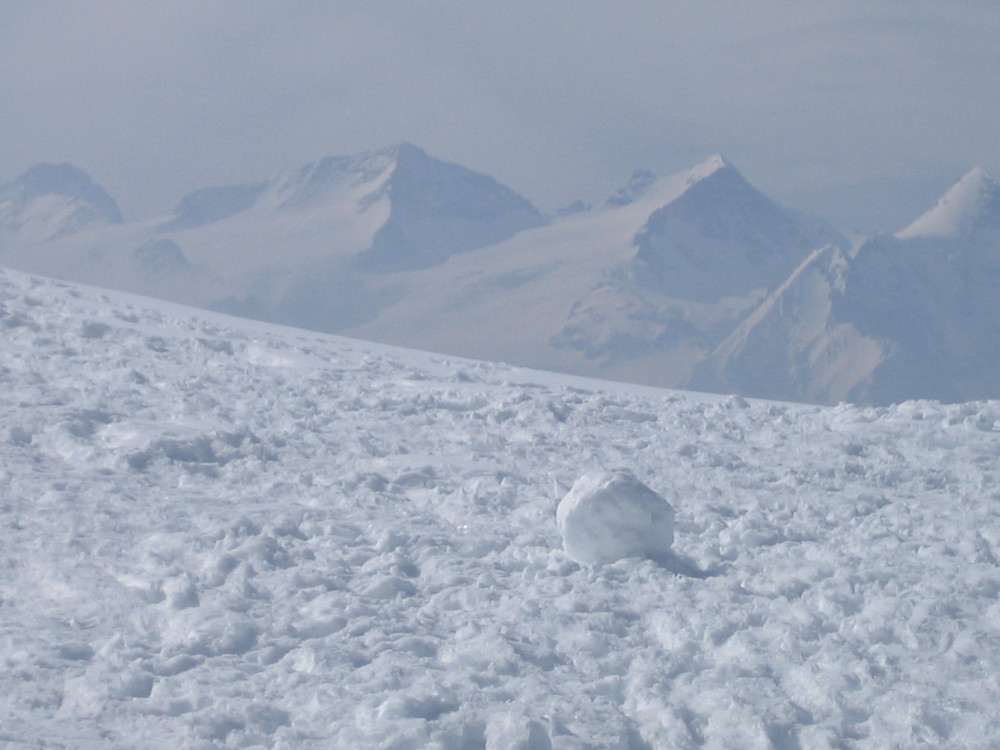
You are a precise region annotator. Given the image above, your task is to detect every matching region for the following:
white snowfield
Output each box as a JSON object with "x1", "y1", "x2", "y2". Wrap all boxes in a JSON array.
[{"x1": 3, "y1": 266, "x2": 1000, "y2": 748}]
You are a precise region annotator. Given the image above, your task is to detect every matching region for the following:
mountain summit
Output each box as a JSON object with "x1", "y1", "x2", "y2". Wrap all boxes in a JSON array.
[
  {"x1": 631, "y1": 156, "x2": 846, "y2": 300},
  {"x1": 0, "y1": 163, "x2": 122, "y2": 240},
  {"x1": 359, "y1": 142, "x2": 548, "y2": 269},
  {"x1": 697, "y1": 166, "x2": 1000, "y2": 405},
  {"x1": 897, "y1": 167, "x2": 1000, "y2": 239},
  {"x1": 684, "y1": 153, "x2": 731, "y2": 182},
  {"x1": 163, "y1": 143, "x2": 547, "y2": 271}
]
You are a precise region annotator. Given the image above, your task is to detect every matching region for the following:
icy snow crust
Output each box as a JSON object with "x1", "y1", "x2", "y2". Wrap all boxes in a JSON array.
[{"x1": 3, "y1": 267, "x2": 1000, "y2": 748}]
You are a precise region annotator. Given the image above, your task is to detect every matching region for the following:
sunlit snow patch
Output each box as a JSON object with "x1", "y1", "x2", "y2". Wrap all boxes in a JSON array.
[{"x1": 556, "y1": 470, "x2": 675, "y2": 565}]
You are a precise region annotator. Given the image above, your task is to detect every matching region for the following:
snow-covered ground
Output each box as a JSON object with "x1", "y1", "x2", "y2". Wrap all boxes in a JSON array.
[{"x1": 3, "y1": 266, "x2": 1000, "y2": 748}]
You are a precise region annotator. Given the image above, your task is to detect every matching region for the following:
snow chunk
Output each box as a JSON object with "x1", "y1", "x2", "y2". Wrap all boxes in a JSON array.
[{"x1": 556, "y1": 470, "x2": 674, "y2": 565}]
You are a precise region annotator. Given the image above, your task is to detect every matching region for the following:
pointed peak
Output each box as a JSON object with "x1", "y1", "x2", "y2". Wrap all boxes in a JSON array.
[
  {"x1": 604, "y1": 156, "x2": 748, "y2": 210},
  {"x1": 897, "y1": 166, "x2": 1000, "y2": 239},
  {"x1": 961, "y1": 165, "x2": 992, "y2": 182},
  {"x1": 686, "y1": 154, "x2": 733, "y2": 182},
  {"x1": 363, "y1": 141, "x2": 430, "y2": 169},
  {"x1": 383, "y1": 142, "x2": 434, "y2": 174},
  {"x1": 944, "y1": 166, "x2": 998, "y2": 200},
  {"x1": 299, "y1": 142, "x2": 431, "y2": 179}
]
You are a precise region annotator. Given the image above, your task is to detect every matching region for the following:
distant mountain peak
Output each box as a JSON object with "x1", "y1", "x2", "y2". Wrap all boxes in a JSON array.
[
  {"x1": 3, "y1": 162, "x2": 123, "y2": 225},
  {"x1": 897, "y1": 166, "x2": 1000, "y2": 239},
  {"x1": 606, "y1": 156, "x2": 740, "y2": 209},
  {"x1": 685, "y1": 154, "x2": 732, "y2": 183},
  {"x1": 963, "y1": 165, "x2": 992, "y2": 184},
  {"x1": 388, "y1": 141, "x2": 427, "y2": 160},
  {"x1": 677, "y1": 155, "x2": 753, "y2": 200},
  {"x1": 361, "y1": 143, "x2": 548, "y2": 269},
  {"x1": 0, "y1": 162, "x2": 123, "y2": 239},
  {"x1": 630, "y1": 155, "x2": 847, "y2": 301}
]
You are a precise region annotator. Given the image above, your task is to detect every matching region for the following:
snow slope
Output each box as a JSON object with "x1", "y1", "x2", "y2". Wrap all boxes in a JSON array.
[
  {"x1": 693, "y1": 244, "x2": 886, "y2": 404},
  {"x1": 896, "y1": 167, "x2": 1000, "y2": 239},
  {"x1": 701, "y1": 169, "x2": 1000, "y2": 405},
  {"x1": 3, "y1": 266, "x2": 1000, "y2": 748}
]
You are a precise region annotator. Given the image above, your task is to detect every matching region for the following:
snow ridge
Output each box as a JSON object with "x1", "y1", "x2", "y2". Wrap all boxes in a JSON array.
[
  {"x1": 684, "y1": 153, "x2": 730, "y2": 183},
  {"x1": 897, "y1": 167, "x2": 1000, "y2": 238}
]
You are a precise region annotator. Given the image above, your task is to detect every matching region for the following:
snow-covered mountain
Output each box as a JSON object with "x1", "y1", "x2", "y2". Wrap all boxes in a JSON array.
[
  {"x1": 344, "y1": 155, "x2": 847, "y2": 389},
  {"x1": 0, "y1": 147, "x2": 846, "y2": 398},
  {"x1": 0, "y1": 143, "x2": 549, "y2": 332},
  {"x1": 4, "y1": 265, "x2": 1000, "y2": 748},
  {"x1": 631, "y1": 155, "x2": 845, "y2": 301},
  {"x1": 698, "y1": 168, "x2": 1000, "y2": 404},
  {"x1": 896, "y1": 166, "x2": 1000, "y2": 239},
  {"x1": 4, "y1": 147, "x2": 999, "y2": 405},
  {"x1": 159, "y1": 141, "x2": 547, "y2": 271},
  {"x1": 0, "y1": 163, "x2": 122, "y2": 241}
]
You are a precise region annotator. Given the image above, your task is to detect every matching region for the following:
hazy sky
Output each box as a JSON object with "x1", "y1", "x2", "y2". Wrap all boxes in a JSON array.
[{"x1": 2, "y1": 1, "x2": 998, "y2": 231}]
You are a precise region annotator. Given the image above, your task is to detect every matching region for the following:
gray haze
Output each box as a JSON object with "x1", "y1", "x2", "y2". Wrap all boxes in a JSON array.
[{"x1": 1, "y1": 1, "x2": 997, "y2": 231}]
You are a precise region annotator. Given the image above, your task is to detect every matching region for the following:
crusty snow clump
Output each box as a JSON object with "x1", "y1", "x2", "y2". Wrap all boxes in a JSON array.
[{"x1": 556, "y1": 470, "x2": 675, "y2": 565}]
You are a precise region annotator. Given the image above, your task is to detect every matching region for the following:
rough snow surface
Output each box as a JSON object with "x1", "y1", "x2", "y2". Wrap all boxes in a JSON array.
[
  {"x1": 3, "y1": 267, "x2": 1000, "y2": 748},
  {"x1": 556, "y1": 471, "x2": 674, "y2": 566}
]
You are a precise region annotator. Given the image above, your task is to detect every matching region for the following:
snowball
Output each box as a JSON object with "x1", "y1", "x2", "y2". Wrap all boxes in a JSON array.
[{"x1": 556, "y1": 470, "x2": 674, "y2": 566}]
